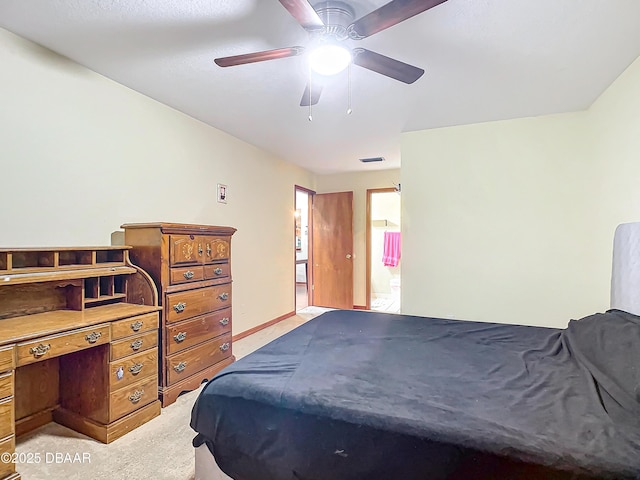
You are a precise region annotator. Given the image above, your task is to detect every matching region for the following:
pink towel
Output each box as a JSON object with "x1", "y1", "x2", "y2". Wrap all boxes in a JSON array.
[{"x1": 382, "y1": 232, "x2": 401, "y2": 267}]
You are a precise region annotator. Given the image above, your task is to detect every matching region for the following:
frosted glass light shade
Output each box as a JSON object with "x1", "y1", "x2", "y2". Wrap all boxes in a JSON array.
[{"x1": 308, "y1": 44, "x2": 351, "y2": 76}]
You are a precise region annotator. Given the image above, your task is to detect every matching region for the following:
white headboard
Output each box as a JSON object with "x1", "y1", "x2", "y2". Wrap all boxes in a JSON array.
[{"x1": 611, "y1": 222, "x2": 640, "y2": 316}]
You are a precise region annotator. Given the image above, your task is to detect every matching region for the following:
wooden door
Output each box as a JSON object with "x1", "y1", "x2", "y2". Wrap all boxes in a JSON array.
[{"x1": 312, "y1": 192, "x2": 354, "y2": 309}]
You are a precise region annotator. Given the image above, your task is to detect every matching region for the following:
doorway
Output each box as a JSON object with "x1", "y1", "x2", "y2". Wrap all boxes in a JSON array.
[
  {"x1": 366, "y1": 188, "x2": 401, "y2": 313},
  {"x1": 295, "y1": 186, "x2": 313, "y2": 312}
]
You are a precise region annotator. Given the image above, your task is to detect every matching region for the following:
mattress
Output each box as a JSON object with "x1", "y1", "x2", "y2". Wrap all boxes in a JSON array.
[{"x1": 190, "y1": 309, "x2": 640, "y2": 480}]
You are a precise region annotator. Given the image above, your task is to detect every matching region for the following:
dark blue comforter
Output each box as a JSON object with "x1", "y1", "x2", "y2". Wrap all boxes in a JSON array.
[{"x1": 191, "y1": 309, "x2": 640, "y2": 479}]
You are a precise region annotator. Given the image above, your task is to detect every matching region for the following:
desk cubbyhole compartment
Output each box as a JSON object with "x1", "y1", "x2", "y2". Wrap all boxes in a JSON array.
[
  {"x1": 0, "y1": 281, "x2": 85, "y2": 319},
  {"x1": 59, "y1": 250, "x2": 93, "y2": 267},
  {"x1": 11, "y1": 251, "x2": 55, "y2": 269},
  {"x1": 114, "y1": 275, "x2": 127, "y2": 295},
  {"x1": 0, "y1": 252, "x2": 7, "y2": 271},
  {"x1": 96, "y1": 249, "x2": 124, "y2": 265},
  {"x1": 84, "y1": 278, "x2": 99, "y2": 299},
  {"x1": 100, "y1": 276, "x2": 114, "y2": 297}
]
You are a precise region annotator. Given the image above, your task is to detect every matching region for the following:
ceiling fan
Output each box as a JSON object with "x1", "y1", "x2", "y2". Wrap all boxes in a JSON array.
[{"x1": 214, "y1": 0, "x2": 448, "y2": 107}]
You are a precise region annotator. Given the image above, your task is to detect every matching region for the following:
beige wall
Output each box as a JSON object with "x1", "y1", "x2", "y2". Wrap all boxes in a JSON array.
[
  {"x1": 0, "y1": 28, "x2": 314, "y2": 335},
  {"x1": 401, "y1": 56, "x2": 640, "y2": 328},
  {"x1": 315, "y1": 169, "x2": 400, "y2": 306},
  {"x1": 586, "y1": 57, "x2": 640, "y2": 303}
]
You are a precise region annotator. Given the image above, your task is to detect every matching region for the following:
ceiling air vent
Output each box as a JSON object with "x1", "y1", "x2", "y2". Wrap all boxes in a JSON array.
[{"x1": 360, "y1": 157, "x2": 385, "y2": 163}]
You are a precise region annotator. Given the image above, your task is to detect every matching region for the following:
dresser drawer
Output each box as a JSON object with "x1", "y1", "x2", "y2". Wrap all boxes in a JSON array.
[
  {"x1": 166, "y1": 284, "x2": 232, "y2": 323},
  {"x1": 111, "y1": 312, "x2": 159, "y2": 340},
  {"x1": 166, "y1": 334, "x2": 232, "y2": 385},
  {"x1": 171, "y1": 266, "x2": 204, "y2": 285},
  {"x1": 0, "y1": 397, "x2": 14, "y2": 439},
  {"x1": 0, "y1": 372, "x2": 13, "y2": 400},
  {"x1": 109, "y1": 349, "x2": 158, "y2": 392},
  {"x1": 0, "y1": 435, "x2": 15, "y2": 477},
  {"x1": 202, "y1": 236, "x2": 230, "y2": 263},
  {"x1": 0, "y1": 346, "x2": 14, "y2": 373},
  {"x1": 166, "y1": 309, "x2": 231, "y2": 355},
  {"x1": 109, "y1": 375, "x2": 158, "y2": 422},
  {"x1": 203, "y1": 262, "x2": 230, "y2": 280},
  {"x1": 17, "y1": 324, "x2": 111, "y2": 367},
  {"x1": 110, "y1": 330, "x2": 158, "y2": 361},
  {"x1": 170, "y1": 235, "x2": 201, "y2": 266}
]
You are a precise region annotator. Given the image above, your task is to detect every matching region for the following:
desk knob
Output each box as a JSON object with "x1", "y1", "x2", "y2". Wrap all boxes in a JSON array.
[
  {"x1": 129, "y1": 390, "x2": 144, "y2": 404},
  {"x1": 29, "y1": 343, "x2": 51, "y2": 358},
  {"x1": 85, "y1": 332, "x2": 102, "y2": 344}
]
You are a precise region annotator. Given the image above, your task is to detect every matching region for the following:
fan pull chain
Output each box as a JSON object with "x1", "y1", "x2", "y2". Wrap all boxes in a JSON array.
[
  {"x1": 308, "y1": 66, "x2": 313, "y2": 122},
  {"x1": 347, "y1": 63, "x2": 352, "y2": 115}
]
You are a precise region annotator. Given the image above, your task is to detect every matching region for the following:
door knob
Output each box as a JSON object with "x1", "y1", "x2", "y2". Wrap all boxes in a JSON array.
[{"x1": 346, "y1": 254, "x2": 352, "y2": 259}]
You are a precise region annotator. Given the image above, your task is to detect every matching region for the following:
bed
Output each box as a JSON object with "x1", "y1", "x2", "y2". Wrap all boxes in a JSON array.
[
  {"x1": 190, "y1": 308, "x2": 640, "y2": 479},
  {"x1": 190, "y1": 223, "x2": 640, "y2": 479}
]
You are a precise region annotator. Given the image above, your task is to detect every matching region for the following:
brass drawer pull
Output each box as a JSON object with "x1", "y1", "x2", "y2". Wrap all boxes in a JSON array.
[
  {"x1": 129, "y1": 389, "x2": 144, "y2": 404},
  {"x1": 220, "y1": 342, "x2": 230, "y2": 352},
  {"x1": 206, "y1": 244, "x2": 212, "y2": 256},
  {"x1": 218, "y1": 292, "x2": 229, "y2": 301},
  {"x1": 131, "y1": 320, "x2": 144, "y2": 332},
  {"x1": 131, "y1": 339, "x2": 143, "y2": 351},
  {"x1": 129, "y1": 363, "x2": 144, "y2": 375},
  {"x1": 214, "y1": 268, "x2": 223, "y2": 275},
  {"x1": 183, "y1": 270, "x2": 194, "y2": 280},
  {"x1": 173, "y1": 302, "x2": 187, "y2": 313},
  {"x1": 219, "y1": 317, "x2": 230, "y2": 326},
  {"x1": 198, "y1": 244, "x2": 203, "y2": 256},
  {"x1": 174, "y1": 361, "x2": 187, "y2": 373},
  {"x1": 30, "y1": 343, "x2": 51, "y2": 358},
  {"x1": 85, "y1": 332, "x2": 102, "y2": 344},
  {"x1": 174, "y1": 332, "x2": 187, "y2": 343}
]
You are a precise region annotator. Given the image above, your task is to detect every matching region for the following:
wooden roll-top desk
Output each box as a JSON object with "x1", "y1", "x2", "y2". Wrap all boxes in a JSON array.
[{"x1": 0, "y1": 246, "x2": 162, "y2": 480}]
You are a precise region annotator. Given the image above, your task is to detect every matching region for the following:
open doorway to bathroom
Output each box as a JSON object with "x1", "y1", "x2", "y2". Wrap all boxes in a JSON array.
[
  {"x1": 366, "y1": 187, "x2": 401, "y2": 313},
  {"x1": 295, "y1": 186, "x2": 314, "y2": 312}
]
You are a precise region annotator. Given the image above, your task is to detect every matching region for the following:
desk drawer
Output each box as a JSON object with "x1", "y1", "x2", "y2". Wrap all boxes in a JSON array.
[
  {"x1": 17, "y1": 324, "x2": 110, "y2": 367},
  {"x1": 111, "y1": 313, "x2": 159, "y2": 340},
  {"x1": 166, "y1": 284, "x2": 231, "y2": 323},
  {"x1": 166, "y1": 309, "x2": 231, "y2": 355},
  {"x1": 0, "y1": 372, "x2": 13, "y2": 400},
  {"x1": 110, "y1": 330, "x2": 158, "y2": 361},
  {"x1": 170, "y1": 266, "x2": 204, "y2": 285},
  {"x1": 0, "y1": 435, "x2": 15, "y2": 477},
  {"x1": 0, "y1": 397, "x2": 14, "y2": 439},
  {"x1": 0, "y1": 346, "x2": 14, "y2": 373},
  {"x1": 166, "y1": 333, "x2": 231, "y2": 385},
  {"x1": 109, "y1": 349, "x2": 158, "y2": 392},
  {"x1": 110, "y1": 375, "x2": 158, "y2": 421}
]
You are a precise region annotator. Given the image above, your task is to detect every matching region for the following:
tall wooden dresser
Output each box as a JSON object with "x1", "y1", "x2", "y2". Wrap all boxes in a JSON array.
[
  {"x1": 121, "y1": 223, "x2": 236, "y2": 407},
  {"x1": 0, "y1": 246, "x2": 162, "y2": 480}
]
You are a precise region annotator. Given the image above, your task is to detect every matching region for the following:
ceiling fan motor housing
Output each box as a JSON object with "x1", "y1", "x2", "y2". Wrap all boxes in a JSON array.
[{"x1": 313, "y1": 1, "x2": 355, "y2": 40}]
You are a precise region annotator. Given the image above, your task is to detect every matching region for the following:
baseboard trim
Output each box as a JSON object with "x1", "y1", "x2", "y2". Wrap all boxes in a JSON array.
[
  {"x1": 233, "y1": 310, "x2": 296, "y2": 342},
  {"x1": 353, "y1": 305, "x2": 368, "y2": 310}
]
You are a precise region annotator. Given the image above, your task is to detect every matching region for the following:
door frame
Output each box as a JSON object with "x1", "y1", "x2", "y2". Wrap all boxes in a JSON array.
[
  {"x1": 365, "y1": 187, "x2": 398, "y2": 310},
  {"x1": 295, "y1": 185, "x2": 315, "y2": 310}
]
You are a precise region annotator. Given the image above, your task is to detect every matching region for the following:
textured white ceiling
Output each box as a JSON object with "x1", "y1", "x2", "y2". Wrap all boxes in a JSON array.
[{"x1": 1, "y1": 0, "x2": 639, "y2": 174}]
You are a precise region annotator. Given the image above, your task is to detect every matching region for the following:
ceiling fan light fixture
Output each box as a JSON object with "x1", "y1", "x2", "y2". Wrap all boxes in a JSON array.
[{"x1": 308, "y1": 44, "x2": 351, "y2": 76}]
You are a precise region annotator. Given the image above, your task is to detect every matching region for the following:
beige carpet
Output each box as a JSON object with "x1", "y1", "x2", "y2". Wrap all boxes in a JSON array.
[{"x1": 14, "y1": 310, "x2": 323, "y2": 480}]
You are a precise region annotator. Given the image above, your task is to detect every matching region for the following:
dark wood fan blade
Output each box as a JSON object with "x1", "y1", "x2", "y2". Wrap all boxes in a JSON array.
[
  {"x1": 352, "y1": 48, "x2": 424, "y2": 84},
  {"x1": 215, "y1": 47, "x2": 304, "y2": 67},
  {"x1": 349, "y1": 0, "x2": 448, "y2": 39},
  {"x1": 278, "y1": 0, "x2": 324, "y2": 30},
  {"x1": 300, "y1": 80, "x2": 323, "y2": 106}
]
